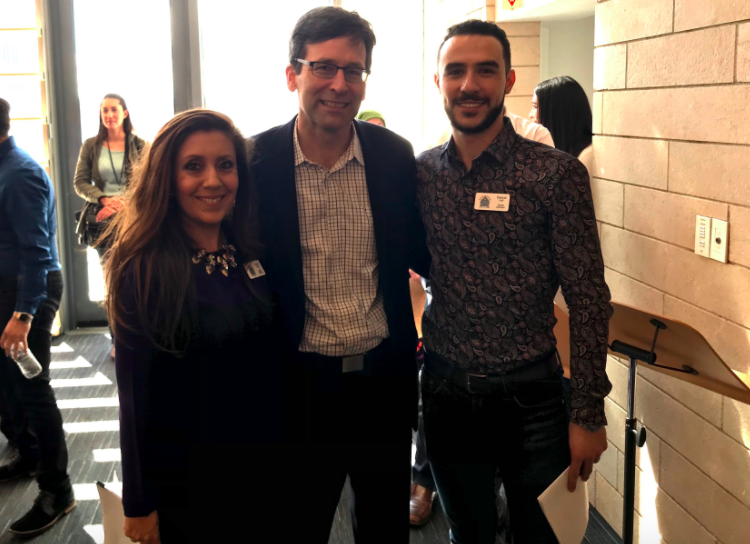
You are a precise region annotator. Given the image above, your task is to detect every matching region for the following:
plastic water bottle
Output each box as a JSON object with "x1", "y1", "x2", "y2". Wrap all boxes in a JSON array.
[{"x1": 10, "y1": 344, "x2": 43, "y2": 379}]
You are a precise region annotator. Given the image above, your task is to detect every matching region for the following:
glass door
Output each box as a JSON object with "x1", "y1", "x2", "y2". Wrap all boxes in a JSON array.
[
  {"x1": 65, "y1": 0, "x2": 174, "y2": 324},
  {"x1": 198, "y1": 0, "x2": 328, "y2": 136}
]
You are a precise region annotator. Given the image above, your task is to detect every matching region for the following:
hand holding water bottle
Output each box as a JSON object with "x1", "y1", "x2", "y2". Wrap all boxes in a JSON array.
[
  {"x1": 1, "y1": 315, "x2": 42, "y2": 379},
  {"x1": 9, "y1": 343, "x2": 43, "y2": 379}
]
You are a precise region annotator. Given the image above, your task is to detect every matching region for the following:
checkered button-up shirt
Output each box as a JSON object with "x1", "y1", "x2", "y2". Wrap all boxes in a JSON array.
[{"x1": 294, "y1": 121, "x2": 389, "y2": 356}]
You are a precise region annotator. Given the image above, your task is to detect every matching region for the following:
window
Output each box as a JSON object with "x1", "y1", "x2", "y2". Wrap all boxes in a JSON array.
[
  {"x1": 339, "y1": 0, "x2": 426, "y2": 151},
  {"x1": 199, "y1": 0, "x2": 332, "y2": 137},
  {"x1": 73, "y1": 0, "x2": 175, "y2": 142},
  {"x1": 73, "y1": 0, "x2": 175, "y2": 301},
  {"x1": 0, "y1": 0, "x2": 45, "y2": 162}
]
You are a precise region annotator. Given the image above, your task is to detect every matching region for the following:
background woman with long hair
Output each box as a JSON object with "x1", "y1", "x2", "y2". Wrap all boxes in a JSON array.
[
  {"x1": 74, "y1": 94, "x2": 145, "y2": 358},
  {"x1": 529, "y1": 76, "x2": 596, "y2": 403},
  {"x1": 529, "y1": 76, "x2": 594, "y2": 174},
  {"x1": 73, "y1": 93, "x2": 145, "y2": 228},
  {"x1": 104, "y1": 110, "x2": 283, "y2": 543}
]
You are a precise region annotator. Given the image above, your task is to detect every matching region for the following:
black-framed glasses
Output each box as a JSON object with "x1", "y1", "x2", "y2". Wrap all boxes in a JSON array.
[{"x1": 296, "y1": 59, "x2": 370, "y2": 83}]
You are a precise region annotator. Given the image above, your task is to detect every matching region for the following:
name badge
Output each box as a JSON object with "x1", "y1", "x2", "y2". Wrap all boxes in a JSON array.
[
  {"x1": 244, "y1": 260, "x2": 266, "y2": 279},
  {"x1": 474, "y1": 192, "x2": 510, "y2": 212}
]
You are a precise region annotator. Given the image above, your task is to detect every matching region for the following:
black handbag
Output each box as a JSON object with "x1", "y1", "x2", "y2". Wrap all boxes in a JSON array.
[
  {"x1": 74, "y1": 139, "x2": 124, "y2": 247},
  {"x1": 75, "y1": 201, "x2": 109, "y2": 247}
]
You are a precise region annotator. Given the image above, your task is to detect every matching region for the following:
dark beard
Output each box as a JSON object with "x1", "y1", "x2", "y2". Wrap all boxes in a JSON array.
[{"x1": 447, "y1": 99, "x2": 505, "y2": 135}]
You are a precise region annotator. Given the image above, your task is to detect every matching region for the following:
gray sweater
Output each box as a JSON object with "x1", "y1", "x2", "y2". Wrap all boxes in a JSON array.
[{"x1": 73, "y1": 134, "x2": 146, "y2": 203}]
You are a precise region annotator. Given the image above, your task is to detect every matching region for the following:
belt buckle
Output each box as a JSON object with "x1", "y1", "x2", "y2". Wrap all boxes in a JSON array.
[
  {"x1": 466, "y1": 372, "x2": 490, "y2": 394},
  {"x1": 342, "y1": 354, "x2": 364, "y2": 373}
]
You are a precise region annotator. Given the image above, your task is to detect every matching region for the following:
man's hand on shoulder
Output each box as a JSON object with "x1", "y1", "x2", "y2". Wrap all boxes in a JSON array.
[{"x1": 567, "y1": 422, "x2": 607, "y2": 492}]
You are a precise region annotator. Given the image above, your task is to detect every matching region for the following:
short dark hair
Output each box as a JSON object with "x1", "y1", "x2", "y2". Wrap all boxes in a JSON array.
[
  {"x1": 438, "y1": 20, "x2": 512, "y2": 74},
  {"x1": 290, "y1": 7, "x2": 376, "y2": 74},
  {"x1": 534, "y1": 76, "x2": 592, "y2": 158},
  {"x1": 0, "y1": 98, "x2": 9, "y2": 138}
]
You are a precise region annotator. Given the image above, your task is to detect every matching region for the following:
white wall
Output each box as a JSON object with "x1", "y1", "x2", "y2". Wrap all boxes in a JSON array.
[
  {"x1": 341, "y1": 0, "x2": 425, "y2": 151},
  {"x1": 541, "y1": 16, "x2": 595, "y2": 105}
]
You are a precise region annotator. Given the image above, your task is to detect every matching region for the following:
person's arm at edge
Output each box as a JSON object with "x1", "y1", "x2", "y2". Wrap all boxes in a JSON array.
[
  {"x1": 406, "y1": 147, "x2": 431, "y2": 279},
  {"x1": 7, "y1": 167, "x2": 52, "y2": 315},
  {"x1": 73, "y1": 139, "x2": 106, "y2": 204},
  {"x1": 114, "y1": 271, "x2": 159, "y2": 519},
  {"x1": 549, "y1": 156, "x2": 613, "y2": 490}
]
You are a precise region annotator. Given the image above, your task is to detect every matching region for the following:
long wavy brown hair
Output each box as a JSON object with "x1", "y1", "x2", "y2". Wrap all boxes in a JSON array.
[{"x1": 103, "y1": 109, "x2": 259, "y2": 353}]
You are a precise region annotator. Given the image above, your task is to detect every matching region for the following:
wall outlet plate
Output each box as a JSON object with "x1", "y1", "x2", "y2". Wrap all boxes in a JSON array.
[
  {"x1": 710, "y1": 219, "x2": 728, "y2": 263},
  {"x1": 695, "y1": 215, "x2": 712, "y2": 257}
]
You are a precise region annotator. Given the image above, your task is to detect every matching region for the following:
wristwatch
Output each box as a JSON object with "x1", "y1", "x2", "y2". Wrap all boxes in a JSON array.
[{"x1": 13, "y1": 312, "x2": 33, "y2": 324}]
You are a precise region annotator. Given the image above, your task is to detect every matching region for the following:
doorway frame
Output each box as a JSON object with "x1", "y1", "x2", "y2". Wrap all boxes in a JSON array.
[{"x1": 40, "y1": 0, "x2": 202, "y2": 331}]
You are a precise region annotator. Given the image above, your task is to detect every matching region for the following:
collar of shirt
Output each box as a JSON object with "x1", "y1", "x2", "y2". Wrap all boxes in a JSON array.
[
  {"x1": 0, "y1": 137, "x2": 16, "y2": 165},
  {"x1": 441, "y1": 117, "x2": 518, "y2": 173},
  {"x1": 293, "y1": 118, "x2": 365, "y2": 172}
]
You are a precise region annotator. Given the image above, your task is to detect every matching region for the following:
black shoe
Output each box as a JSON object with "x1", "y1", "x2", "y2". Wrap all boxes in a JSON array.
[
  {"x1": 0, "y1": 455, "x2": 37, "y2": 483},
  {"x1": 9, "y1": 490, "x2": 77, "y2": 536}
]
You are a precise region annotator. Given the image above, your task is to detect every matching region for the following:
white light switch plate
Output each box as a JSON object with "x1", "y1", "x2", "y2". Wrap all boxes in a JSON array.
[
  {"x1": 695, "y1": 215, "x2": 711, "y2": 257},
  {"x1": 710, "y1": 219, "x2": 728, "y2": 263}
]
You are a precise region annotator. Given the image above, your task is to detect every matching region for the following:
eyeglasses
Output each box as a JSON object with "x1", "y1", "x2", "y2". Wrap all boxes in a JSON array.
[{"x1": 296, "y1": 59, "x2": 370, "y2": 83}]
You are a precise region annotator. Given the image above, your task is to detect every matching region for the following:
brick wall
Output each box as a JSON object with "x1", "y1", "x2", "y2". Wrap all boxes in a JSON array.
[{"x1": 592, "y1": 1, "x2": 750, "y2": 543}]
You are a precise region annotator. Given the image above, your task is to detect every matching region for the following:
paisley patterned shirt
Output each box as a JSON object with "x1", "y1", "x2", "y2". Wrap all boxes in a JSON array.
[{"x1": 416, "y1": 118, "x2": 612, "y2": 429}]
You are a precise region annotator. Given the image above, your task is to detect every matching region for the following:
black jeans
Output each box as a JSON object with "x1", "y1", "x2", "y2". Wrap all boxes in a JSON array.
[
  {"x1": 0, "y1": 369, "x2": 18, "y2": 446},
  {"x1": 293, "y1": 340, "x2": 413, "y2": 544},
  {"x1": 0, "y1": 271, "x2": 71, "y2": 495},
  {"x1": 422, "y1": 352, "x2": 570, "y2": 544},
  {"x1": 412, "y1": 347, "x2": 435, "y2": 491},
  {"x1": 412, "y1": 382, "x2": 435, "y2": 490}
]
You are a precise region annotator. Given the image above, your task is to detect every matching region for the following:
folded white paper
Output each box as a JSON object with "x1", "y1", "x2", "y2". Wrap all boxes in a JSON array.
[
  {"x1": 537, "y1": 468, "x2": 589, "y2": 544},
  {"x1": 96, "y1": 482, "x2": 131, "y2": 544}
]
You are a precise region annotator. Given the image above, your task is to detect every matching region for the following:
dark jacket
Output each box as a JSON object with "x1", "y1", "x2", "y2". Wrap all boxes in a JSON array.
[
  {"x1": 0, "y1": 137, "x2": 60, "y2": 314},
  {"x1": 73, "y1": 133, "x2": 146, "y2": 203},
  {"x1": 251, "y1": 117, "x2": 431, "y2": 425}
]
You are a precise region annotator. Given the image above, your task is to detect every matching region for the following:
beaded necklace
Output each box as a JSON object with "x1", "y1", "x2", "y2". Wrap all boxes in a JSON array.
[{"x1": 191, "y1": 243, "x2": 237, "y2": 276}]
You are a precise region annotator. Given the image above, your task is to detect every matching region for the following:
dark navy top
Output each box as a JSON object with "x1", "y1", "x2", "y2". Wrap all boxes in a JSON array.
[
  {"x1": 0, "y1": 137, "x2": 61, "y2": 314},
  {"x1": 115, "y1": 256, "x2": 282, "y2": 518}
]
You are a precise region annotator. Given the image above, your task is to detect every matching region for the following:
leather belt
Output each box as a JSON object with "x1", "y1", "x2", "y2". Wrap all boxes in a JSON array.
[
  {"x1": 342, "y1": 354, "x2": 364, "y2": 373},
  {"x1": 424, "y1": 350, "x2": 561, "y2": 392},
  {"x1": 324, "y1": 339, "x2": 391, "y2": 373}
]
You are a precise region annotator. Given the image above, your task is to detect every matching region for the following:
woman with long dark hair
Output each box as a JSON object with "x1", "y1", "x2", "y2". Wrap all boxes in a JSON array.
[
  {"x1": 74, "y1": 93, "x2": 146, "y2": 227},
  {"x1": 104, "y1": 110, "x2": 283, "y2": 543},
  {"x1": 529, "y1": 76, "x2": 593, "y2": 173},
  {"x1": 74, "y1": 94, "x2": 145, "y2": 358}
]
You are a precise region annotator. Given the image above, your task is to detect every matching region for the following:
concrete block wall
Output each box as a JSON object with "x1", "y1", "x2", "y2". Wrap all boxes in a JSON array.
[
  {"x1": 495, "y1": 21, "x2": 541, "y2": 119},
  {"x1": 592, "y1": 1, "x2": 750, "y2": 542}
]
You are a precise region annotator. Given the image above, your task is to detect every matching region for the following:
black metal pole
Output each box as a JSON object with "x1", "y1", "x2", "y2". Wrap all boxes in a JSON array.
[{"x1": 622, "y1": 356, "x2": 638, "y2": 544}]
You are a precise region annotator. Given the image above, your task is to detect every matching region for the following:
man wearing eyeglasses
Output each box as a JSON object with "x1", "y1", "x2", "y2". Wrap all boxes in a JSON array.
[{"x1": 250, "y1": 6, "x2": 430, "y2": 544}]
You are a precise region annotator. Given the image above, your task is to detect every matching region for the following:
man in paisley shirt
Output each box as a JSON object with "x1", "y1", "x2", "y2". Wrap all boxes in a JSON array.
[{"x1": 416, "y1": 20, "x2": 613, "y2": 544}]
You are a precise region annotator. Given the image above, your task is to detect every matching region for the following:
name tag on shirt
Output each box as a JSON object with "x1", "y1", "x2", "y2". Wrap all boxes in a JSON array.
[
  {"x1": 244, "y1": 260, "x2": 266, "y2": 279},
  {"x1": 474, "y1": 193, "x2": 510, "y2": 212}
]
